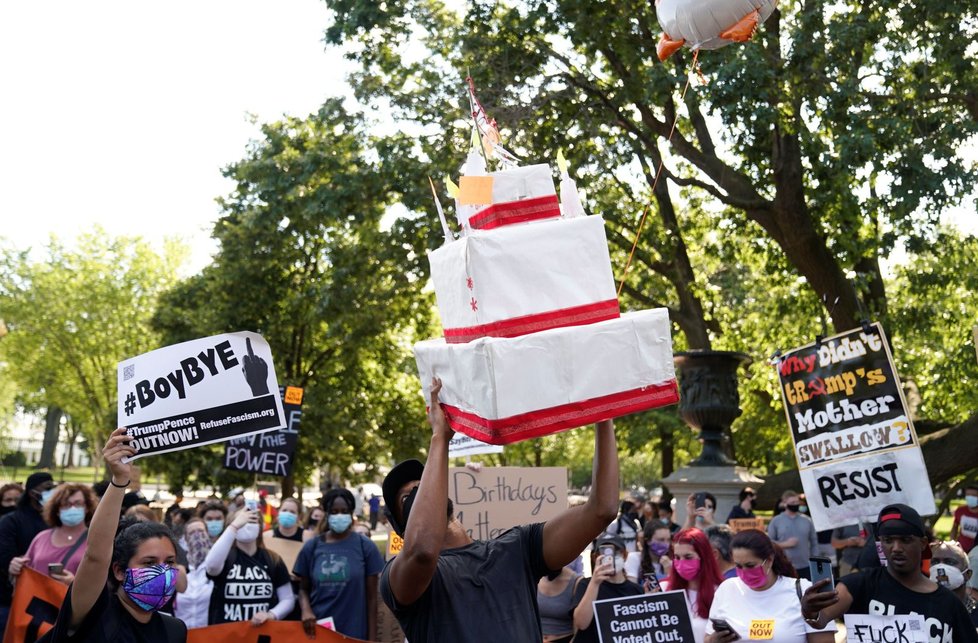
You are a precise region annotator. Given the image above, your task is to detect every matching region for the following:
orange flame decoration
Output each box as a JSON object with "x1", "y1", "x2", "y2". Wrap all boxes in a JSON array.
[{"x1": 466, "y1": 76, "x2": 521, "y2": 165}]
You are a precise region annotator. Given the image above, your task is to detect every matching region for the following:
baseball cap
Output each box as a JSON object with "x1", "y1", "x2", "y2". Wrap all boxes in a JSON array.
[
  {"x1": 595, "y1": 534, "x2": 626, "y2": 553},
  {"x1": 25, "y1": 472, "x2": 53, "y2": 491},
  {"x1": 877, "y1": 503, "x2": 926, "y2": 537},
  {"x1": 382, "y1": 459, "x2": 425, "y2": 521}
]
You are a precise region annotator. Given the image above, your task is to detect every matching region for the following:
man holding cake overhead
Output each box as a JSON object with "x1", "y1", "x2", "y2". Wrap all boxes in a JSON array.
[{"x1": 379, "y1": 377, "x2": 620, "y2": 642}]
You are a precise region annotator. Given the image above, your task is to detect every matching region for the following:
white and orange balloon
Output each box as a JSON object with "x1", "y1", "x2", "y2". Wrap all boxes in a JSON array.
[{"x1": 655, "y1": 0, "x2": 778, "y2": 61}]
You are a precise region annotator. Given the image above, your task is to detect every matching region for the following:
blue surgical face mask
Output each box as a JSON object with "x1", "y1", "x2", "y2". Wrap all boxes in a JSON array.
[
  {"x1": 40, "y1": 489, "x2": 54, "y2": 506},
  {"x1": 328, "y1": 513, "x2": 353, "y2": 534},
  {"x1": 966, "y1": 495, "x2": 978, "y2": 509},
  {"x1": 59, "y1": 506, "x2": 86, "y2": 527},
  {"x1": 277, "y1": 511, "x2": 297, "y2": 529},
  {"x1": 205, "y1": 520, "x2": 224, "y2": 538}
]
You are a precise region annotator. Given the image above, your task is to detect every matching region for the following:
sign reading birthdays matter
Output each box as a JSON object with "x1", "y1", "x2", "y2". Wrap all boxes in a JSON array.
[
  {"x1": 117, "y1": 332, "x2": 286, "y2": 461},
  {"x1": 776, "y1": 323, "x2": 935, "y2": 530}
]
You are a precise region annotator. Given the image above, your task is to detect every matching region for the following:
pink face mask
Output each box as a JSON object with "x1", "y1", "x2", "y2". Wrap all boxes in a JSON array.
[
  {"x1": 737, "y1": 563, "x2": 769, "y2": 589},
  {"x1": 674, "y1": 558, "x2": 701, "y2": 581}
]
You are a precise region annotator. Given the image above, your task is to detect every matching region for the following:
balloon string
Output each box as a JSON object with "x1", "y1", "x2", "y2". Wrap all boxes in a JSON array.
[{"x1": 617, "y1": 48, "x2": 700, "y2": 297}]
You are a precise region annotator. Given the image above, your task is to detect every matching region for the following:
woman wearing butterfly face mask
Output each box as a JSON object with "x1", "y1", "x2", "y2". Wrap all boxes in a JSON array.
[
  {"x1": 39, "y1": 428, "x2": 187, "y2": 642},
  {"x1": 173, "y1": 518, "x2": 214, "y2": 629},
  {"x1": 570, "y1": 535, "x2": 643, "y2": 643},
  {"x1": 204, "y1": 504, "x2": 293, "y2": 626},
  {"x1": 293, "y1": 488, "x2": 384, "y2": 640}
]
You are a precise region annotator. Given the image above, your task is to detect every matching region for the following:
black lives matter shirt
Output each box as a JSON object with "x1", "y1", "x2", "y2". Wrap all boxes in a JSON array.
[
  {"x1": 841, "y1": 567, "x2": 978, "y2": 643},
  {"x1": 207, "y1": 547, "x2": 290, "y2": 625}
]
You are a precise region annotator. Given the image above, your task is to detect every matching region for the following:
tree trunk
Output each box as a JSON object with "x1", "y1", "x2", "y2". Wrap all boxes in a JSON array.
[
  {"x1": 281, "y1": 474, "x2": 295, "y2": 500},
  {"x1": 37, "y1": 406, "x2": 62, "y2": 469},
  {"x1": 660, "y1": 425, "x2": 675, "y2": 478}
]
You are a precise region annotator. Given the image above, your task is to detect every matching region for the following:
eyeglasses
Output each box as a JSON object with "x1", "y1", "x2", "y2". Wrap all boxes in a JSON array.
[{"x1": 60, "y1": 499, "x2": 86, "y2": 509}]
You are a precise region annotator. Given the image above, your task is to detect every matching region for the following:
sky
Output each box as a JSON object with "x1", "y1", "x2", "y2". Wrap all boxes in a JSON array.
[
  {"x1": 0, "y1": 2, "x2": 974, "y2": 278},
  {"x1": 0, "y1": 0, "x2": 351, "y2": 273}
]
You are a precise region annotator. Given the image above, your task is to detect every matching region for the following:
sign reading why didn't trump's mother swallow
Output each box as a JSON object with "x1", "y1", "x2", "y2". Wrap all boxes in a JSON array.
[
  {"x1": 776, "y1": 323, "x2": 934, "y2": 530},
  {"x1": 117, "y1": 332, "x2": 286, "y2": 461}
]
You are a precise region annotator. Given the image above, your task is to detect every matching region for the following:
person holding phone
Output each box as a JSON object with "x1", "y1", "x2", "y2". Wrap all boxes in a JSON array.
[
  {"x1": 570, "y1": 535, "x2": 643, "y2": 643},
  {"x1": 203, "y1": 505, "x2": 293, "y2": 625},
  {"x1": 21, "y1": 483, "x2": 98, "y2": 586},
  {"x1": 706, "y1": 529, "x2": 835, "y2": 643},
  {"x1": 802, "y1": 504, "x2": 978, "y2": 643},
  {"x1": 684, "y1": 492, "x2": 718, "y2": 529}
]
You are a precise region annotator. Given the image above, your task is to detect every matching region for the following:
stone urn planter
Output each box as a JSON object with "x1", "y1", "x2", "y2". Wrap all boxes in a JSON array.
[{"x1": 674, "y1": 350, "x2": 752, "y2": 467}]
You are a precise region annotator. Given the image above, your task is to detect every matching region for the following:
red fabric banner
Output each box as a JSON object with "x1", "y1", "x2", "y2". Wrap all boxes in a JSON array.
[
  {"x1": 186, "y1": 620, "x2": 368, "y2": 642},
  {"x1": 443, "y1": 299, "x2": 621, "y2": 343},
  {"x1": 468, "y1": 194, "x2": 561, "y2": 230},
  {"x1": 2, "y1": 566, "x2": 68, "y2": 643}
]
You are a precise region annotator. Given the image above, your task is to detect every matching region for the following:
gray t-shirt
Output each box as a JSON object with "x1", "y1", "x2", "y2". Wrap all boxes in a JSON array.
[
  {"x1": 832, "y1": 524, "x2": 862, "y2": 566},
  {"x1": 380, "y1": 523, "x2": 554, "y2": 642},
  {"x1": 767, "y1": 512, "x2": 818, "y2": 570}
]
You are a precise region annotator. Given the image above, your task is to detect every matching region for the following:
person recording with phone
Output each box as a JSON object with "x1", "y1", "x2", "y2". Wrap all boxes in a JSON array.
[
  {"x1": 801, "y1": 504, "x2": 977, "y2": 643},
  {"x1": 203, "y1": 502, "x2": 293, "y2": 626},
  {"x1": 684, "y1": 492, "x2": 718, "y2": 530},
  {"x1": 570, "y1": 535, "x2": 643, "y2": 643},
  {"x1": 706, "y1": 529, "x2": 835, "y2": 643}
]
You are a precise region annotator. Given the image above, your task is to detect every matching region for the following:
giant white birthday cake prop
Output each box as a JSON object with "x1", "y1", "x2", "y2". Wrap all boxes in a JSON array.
[{"x1": 415, "y1": 118, "x2": 678, "y2": 444}]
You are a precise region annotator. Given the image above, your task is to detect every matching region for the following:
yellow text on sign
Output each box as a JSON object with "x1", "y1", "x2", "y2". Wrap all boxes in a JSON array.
[
  {"x1": 284, "y1": 386, "x2": 304, "y2": 405},
  {"x1": 749, "y1": 620, "x2": 775, "y2": 639},
  {"x1": 387, "y1": 532, "x2": 404, "y2": 557}
]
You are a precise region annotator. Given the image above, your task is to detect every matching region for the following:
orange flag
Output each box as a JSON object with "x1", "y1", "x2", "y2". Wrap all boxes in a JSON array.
[
  {"x1": 2, "y1": 566, "x2": 68, "y2": 643},
  {"x1": 187, "y1": 620, "x2": 368, "y2": 642}
]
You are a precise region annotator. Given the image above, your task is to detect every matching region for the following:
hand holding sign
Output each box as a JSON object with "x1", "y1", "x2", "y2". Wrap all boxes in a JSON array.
[
  {"x1": 428, "y1": 378, "x2": 454, "y2": 442},
  {"x1": 243, "y1": 337, "x2": 270, "y2": 396},
  {"x1": 105, "y1": 427, "x2": 136, "y2": 481}
]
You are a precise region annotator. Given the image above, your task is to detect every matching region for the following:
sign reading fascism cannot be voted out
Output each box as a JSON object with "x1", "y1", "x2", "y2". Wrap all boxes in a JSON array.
[
  {"x1": 117, "y1": 332, "x2": 286, "y2": 461},
  {"x1": 776, "y1": 322, "x2": 935, "y2": 530}
]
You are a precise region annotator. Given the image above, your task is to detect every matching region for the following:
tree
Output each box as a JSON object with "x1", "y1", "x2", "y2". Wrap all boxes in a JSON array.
[
  {"x1": 322, "y1": 0, "x2": 978, "y2": 483},
  {"x1": 150, "y1": 100, "x2": 437, "y2": 495},
  {"x1": 0, "y1": 233, "x2": 186, "y2": 469}
]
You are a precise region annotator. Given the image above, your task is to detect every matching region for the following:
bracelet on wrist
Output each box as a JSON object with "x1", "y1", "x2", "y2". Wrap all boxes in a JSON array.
[
  {"x1": 803, "y1": 611, "x2": 821, "y2": 624},
  {"x1": 109, "y1": 478, "x2": 130, "y2": 489}
]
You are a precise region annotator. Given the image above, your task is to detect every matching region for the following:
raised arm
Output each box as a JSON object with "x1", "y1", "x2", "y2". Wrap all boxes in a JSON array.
[
  {"x1": 69, "y1": 428, "x2": 134, "y2": 629},
  {"x1": 204, "y1": 511, "x2": 249, "y2": 576},
  {"x1": 386, "y1": 378, "x2": 453, "y2": 607},
  {"x1": 542, "y1": 420, "x2": 619, "y2": 570}
]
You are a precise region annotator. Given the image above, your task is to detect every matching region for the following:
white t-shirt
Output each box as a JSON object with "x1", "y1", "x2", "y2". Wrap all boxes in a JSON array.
[
  {"x1": 707, "y1": 576, "x2": 837, "y2": 643},
  {"x1": 625, "y1": 551, "x2": 642, "y2": 583},
  {"x1": 685, "y1": 588, "x2": 708, "y2": 643}
]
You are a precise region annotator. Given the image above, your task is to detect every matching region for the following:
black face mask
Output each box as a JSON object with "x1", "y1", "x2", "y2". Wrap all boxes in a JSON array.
[
  {"x1": 0, "y1": 505, "x2": 14, "y2": 517},
  {"x1": 786, "y1": 504, "x2": 800, "y2": 513}
]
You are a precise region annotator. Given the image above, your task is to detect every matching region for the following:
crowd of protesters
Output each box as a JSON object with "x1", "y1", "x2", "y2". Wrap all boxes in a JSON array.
[{"x1": 3, "y1": 441, "x2": 978, "y2": 643}]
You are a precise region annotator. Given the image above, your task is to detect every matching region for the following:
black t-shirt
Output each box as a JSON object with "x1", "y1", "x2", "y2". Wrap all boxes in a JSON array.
[
  {"x1": 841, "y1": 567, "x2": 978, "y2": 643},
  {"x1": 207, "y1": 547, "x2": 291, "y2": 625},
  {"x1": 272, "y1": 527, "x2": 303, "y2": 542},
  {"x1": 569, "y1": 577, "x2": 644, "y2": 643},
  {"x1": 380, "y1": 523, "x2": 555, "y2": 642},
  {"x1": 39, "y1": 584, "x2": 186, "y2": 643}
]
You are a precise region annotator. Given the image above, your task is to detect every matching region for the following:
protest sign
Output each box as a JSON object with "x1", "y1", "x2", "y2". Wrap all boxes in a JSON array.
[
  {"x1": 186, "y1": 620, "x2": 366, "y2": 642},
  {"x1": 224, "y1": 385, "x2": 303, "y2": 477},
  {"x1": 843, "y1": 614, "x2": 927, "y2": 643},
  {"x1": 263, "y1": 536, "x2": 304, "y2": 573},
  {"x1": 448, "y1": 433, "x2": 504, "y2": 458},
  {"x1": 2, "y1": 567, "x2": 67, "y2": 643},
  {"x1": 448, "y1": 466, "x2": 567, "y2": 540},
  {"x1": 592, "y1": 590, "x2": 694, "y2": 643},
  {"x1": 776, "y1": 323, "x2": 935, "y2": 530},
  {"x1": 728, "y1": 517, "x2": 766, "y2": 533},
  {"x1": 117, "y1": 332, "x2": 285, "y2": 460},
  {"x1": 387, "y1": 532, "x2": 404, "y2": 557}
]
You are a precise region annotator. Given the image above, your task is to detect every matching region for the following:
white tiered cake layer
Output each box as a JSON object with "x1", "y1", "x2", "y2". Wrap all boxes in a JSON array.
[
  {"x1": 430, "y1": 215, "x2": 619, "y2": 344},
  {"x1": 413, "y1": 308, "x2": 678, "y2": 445}
]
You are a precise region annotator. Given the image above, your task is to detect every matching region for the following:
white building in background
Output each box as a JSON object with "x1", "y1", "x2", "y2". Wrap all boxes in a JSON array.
[{"x1": 1, "y1": 410, "x2": 91, "y2": 469}]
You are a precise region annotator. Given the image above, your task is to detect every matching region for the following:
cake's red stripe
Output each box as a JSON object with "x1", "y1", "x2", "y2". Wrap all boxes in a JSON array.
[
  {"x1": 444, "y1": 299, "x2": 620, "y2": 343},
  {"x1": 441, "y1": 381, "x2": 680, "y2": 445},
  {"x1": 468, "y1": 195, "x2": 561, "y2": 230}
]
